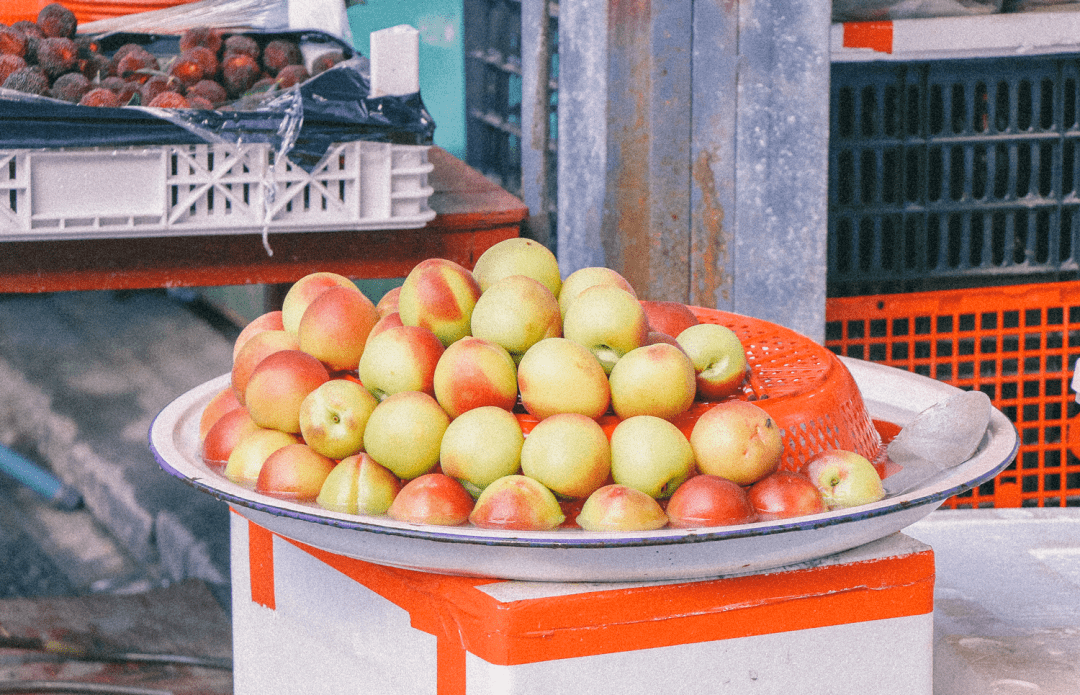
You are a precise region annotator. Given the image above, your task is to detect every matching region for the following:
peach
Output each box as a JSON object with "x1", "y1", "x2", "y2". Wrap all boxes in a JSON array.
[
  {"x1": 297, "y1": 285, "x2": 379, "y2": 372},
  {"x1": 608, "y1": 342, "x2": 697, "y2": 420},
  {"x1": 232, "y1": 310, "x2": 284, "y2": 361},
  {"x1": 470, "y1": 274, "x2": 562, "y2": 363},
  {"x1": 230, "y1": 329, "x2": 300, "y2": 404},
  {"x1": 747, "y1": 470, "x2": 827, "y2": 520},
  {"x1": 432, "y1": 336, "x2": 518, "y2": 419},
  {"x1": 386, "y1": 473, "x2": 474, "y2": 526},
  {"x1": 520, "y1": 413, "x2": 611, "y2": 499},
  {"x1": 201, "y1": 406, "x2": 259, "y2": 471},
  {"x1": 562, "y1": 284, "x2": 649, "y2": 374},
  {"x1": 471, "y1": 237, "x2": 562, "y2": 297},
  {"x1": 689, "y1": 401, "x2": 783, "y2": 486},
  {"x1": 281, "y1": 271, "x2": 358, "y2": 336},
  {"x1": 665, "y1": 475, "x2": 758, "y2": 529},
  {"x1": 244, "y1": 349, "x2": 330, "y2": 433},
  {"x1": 199, "y1": 386, "x2": 242, "y2": 442},
  {"x1": 640, "y1": 300, "x2": 699, "y2": 340},
  {"x1": 255, "y1": 443, "x2": 336, "y2": 501},
  {"x1": 358, "y1": 324, "x2": 445, "y2": 400},
  {"x1": 375, "y1": 286, "x2": 401, "y2": 318},
  {"x1": 317, "y1": 452, "x2": 401, "y2": 516},
  {"x1": 517, "y1": 337, "x2": 610, "y2": 420},
  {"x1": 366, "y1": 311, "x2": 404, "y2": 345},
  {"x1": 398, "y1": 258, "x2": 482, "y2": 347},
  {"x1": 557, "y1": 266, "x2": 637, "y2": 317},
  {"x1": 469, "y1": 474, "x2": 566, "y2": 530},
  {"x1": 362, "y1": 390, "x2": 450, "y2": 480},
  {"x1": 224, "y1": 427, "x2": 300, "y2": 485},
  {"x1": 576, "y1": 484, "x2": 669, "y2": 531}
]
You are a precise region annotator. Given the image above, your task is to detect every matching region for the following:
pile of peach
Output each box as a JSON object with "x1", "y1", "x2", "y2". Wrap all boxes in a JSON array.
[
  {"x1": 199, "y1": 239, "x2": 887, "y2": 532},
  {"x1": 0, "y1": 3, "x2": 343, "y2": 108}
]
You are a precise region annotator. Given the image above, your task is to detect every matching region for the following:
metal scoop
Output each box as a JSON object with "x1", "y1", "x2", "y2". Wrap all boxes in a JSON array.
[{"x1": 882, "y1": 390, "x2": 993, "y2": 496}]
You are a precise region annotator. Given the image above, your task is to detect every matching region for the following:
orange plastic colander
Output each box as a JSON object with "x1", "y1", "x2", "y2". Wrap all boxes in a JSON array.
[{"x1": 516, "y1": 306, "x2": 886, "y2": 473}]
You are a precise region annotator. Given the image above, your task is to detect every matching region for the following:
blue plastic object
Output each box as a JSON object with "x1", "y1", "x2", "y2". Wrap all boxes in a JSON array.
[{"x1": 0, "y1": 444, "x2": 82, "y2": 511}]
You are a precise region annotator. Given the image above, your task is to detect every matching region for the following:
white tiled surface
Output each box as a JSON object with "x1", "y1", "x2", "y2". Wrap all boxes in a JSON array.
[{"x1": 905, "y1": 508, "x2": 1080, "y2": 694}]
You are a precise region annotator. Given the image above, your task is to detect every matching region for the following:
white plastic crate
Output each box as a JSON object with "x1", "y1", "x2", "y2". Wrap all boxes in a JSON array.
[{"x1": 0, "y1": 139, "x2": 436, "y2": 241}]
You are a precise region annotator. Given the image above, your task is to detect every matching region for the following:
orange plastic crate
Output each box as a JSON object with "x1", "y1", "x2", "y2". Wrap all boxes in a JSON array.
[{"x1": 826, "y1": 281, "x2": 1080, "y2": 508}]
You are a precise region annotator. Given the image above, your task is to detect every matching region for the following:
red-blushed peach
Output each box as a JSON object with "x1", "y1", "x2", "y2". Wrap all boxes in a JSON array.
[
  {"x1": 470, "y1": 274, "x2": 562, "y2": 363},
  {"x1": 201, "y1": 406, "x2": 259, "y2": 472},
  {"x1": 689, "y1": 400, "x2": 783, "y2": 486},
  {"x1": 366, "y1": 311, "x2": 404, "y2": 346},
  {"x1": 362, "y1": 390, "x2": 449, "y2": 480},
  {"x1": 232, "y1": 310, "x2": 284, "y2": 361},
  {"x1": 516, "y1": 337, "x2": 610, "y2": 420},
  {"x1": 665, "y1": 474, "x2": 758, "y2": 529},
  {"x1": 576, "y1": 484, "x2": 669, "y2": 531},
  {"x1": 224, "y1": 427, "x2": 300, "y2": 485},
  {"x1": 255, "y1": 443, "x2": 336, "y2": 501},
  {"x1": 297, "y1": 285, "x2": 379, "y2": 372},
  {"x1": 469, "y1": 474, "x2": 566, "y2": 530},
  {"x1": 230, "y1": 329, "x2": 300, "y2": 404},
  {"x1": 747, "y1": 470, "x2": 827, "y2": 520},
  {"x1": 358, "y1": 324, "x2": 445, "y2": 400},
  {"x1": 557, "y1": 266, "x2": 637, "y2": 317},
  {"x1": 646, "y1": 331, "x2": 686, "y2": 351},
  {"x1": 199, "y1": 386, "x2": 242, "y2": 442},
  {"x1": 317, "y1": 452, "x2": 401, "y2": 516},
  {"x1": 386, "y1": 473, "x2": 474, "y2": 525},
  {"x1": 244, "y1": 350, "x2": 330, "y2": 433},
  {"x1": 471, "y1": 237, "x2": 562, "y2": 297},
  {"x1": 280, "y1": 271, "x2": 359, "y2": 336},
  {"x1": 375, "y1": 286, "x2": 401, "y2": 318},
  {"x1": 640, "y1": 300, "x2": 700, "y2": 341},
  {"x1": 398, "y1": 258, "x2": 482, "y2": 347},
  {"x1": 432, "y1": 336, "x2": 518, "y2": 419}
]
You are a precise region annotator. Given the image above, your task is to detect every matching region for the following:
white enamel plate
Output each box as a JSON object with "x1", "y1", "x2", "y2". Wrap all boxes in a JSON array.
[{"x1": 149, "y1": 357, "x2": 1018, "y2": 582}]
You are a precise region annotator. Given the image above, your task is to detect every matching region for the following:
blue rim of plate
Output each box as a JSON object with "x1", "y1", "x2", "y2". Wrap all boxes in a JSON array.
[{"x1": 149, "y1": 363, "x2": 1019, "y2": 551}]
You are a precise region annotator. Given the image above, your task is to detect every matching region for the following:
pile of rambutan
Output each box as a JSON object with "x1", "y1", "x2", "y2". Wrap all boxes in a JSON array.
[{"x1": 0, "y1": 2, "x2": 347, "y2": 109}]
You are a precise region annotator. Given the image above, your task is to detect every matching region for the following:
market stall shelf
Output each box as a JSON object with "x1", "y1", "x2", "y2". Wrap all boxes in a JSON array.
[{"x1": 0, "y1": 147, "x2": 526, "y2": 292}]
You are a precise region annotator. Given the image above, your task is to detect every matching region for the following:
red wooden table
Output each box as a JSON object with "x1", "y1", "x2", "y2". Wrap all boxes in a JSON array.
[{"x1": 0, "y1": 147, "x2": 527, "y2": 293}]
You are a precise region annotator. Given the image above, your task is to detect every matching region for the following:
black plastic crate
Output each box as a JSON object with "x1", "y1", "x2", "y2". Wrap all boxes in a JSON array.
[
  {"x1": 463, "y1": 0, "x2": 525, "y2": 198},
  {"x1": 828, "y1": 55, "x2": 1080, "y2": 296}
]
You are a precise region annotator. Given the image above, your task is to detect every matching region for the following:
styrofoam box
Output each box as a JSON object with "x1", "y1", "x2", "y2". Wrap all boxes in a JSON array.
[
  {"x1": 0, "y1": 140, "x2": 435, "y2": 241},
  {"x1": 230, "y1": 512, "x2": 935, "y2": 695}
]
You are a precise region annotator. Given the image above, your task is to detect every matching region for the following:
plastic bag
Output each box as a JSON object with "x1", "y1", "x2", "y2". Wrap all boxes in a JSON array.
[{"x1": 0, "y1": 30, "x2": 434, "y2": 172}]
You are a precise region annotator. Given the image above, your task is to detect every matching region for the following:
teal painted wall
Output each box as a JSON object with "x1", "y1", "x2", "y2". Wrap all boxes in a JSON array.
[{"x1": 349, "y1": 1, "x2": 465, "y2": 160}]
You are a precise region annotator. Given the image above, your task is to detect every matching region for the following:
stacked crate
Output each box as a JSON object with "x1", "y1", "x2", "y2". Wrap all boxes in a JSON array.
[{"x1": 826, "y1": 41, "x2": 1080, "y2": 507}]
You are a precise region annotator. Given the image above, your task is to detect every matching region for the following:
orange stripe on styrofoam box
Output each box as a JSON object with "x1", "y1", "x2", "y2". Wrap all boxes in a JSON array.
[
  {"x1": 290, "y1": 537, "x2": 934, "y2": 668},
  {"x1": 247, "y1": 519, "x2": 276, "y2": 610},
  {"x1": 843, "y1": 21, "x2": 894, "y2": 54}
]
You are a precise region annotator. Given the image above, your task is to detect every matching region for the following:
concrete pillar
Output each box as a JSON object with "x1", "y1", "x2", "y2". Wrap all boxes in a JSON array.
[{"x1": 550, "y1": 0, "x2": 831, "y2": 343}]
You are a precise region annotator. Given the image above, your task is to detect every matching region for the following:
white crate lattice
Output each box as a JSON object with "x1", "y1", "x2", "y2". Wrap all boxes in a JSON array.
[{"x1": 0, "y1": 140, "x2": 435, "y2": 241}]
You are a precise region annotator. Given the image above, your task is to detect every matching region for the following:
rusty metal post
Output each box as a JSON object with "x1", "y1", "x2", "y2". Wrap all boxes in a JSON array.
[{"x1": 554, "y1": 0, "x2": 830, "y2": 343}]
